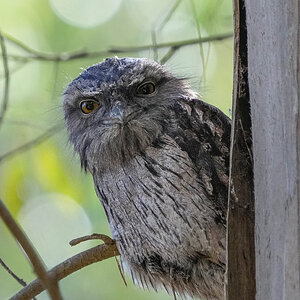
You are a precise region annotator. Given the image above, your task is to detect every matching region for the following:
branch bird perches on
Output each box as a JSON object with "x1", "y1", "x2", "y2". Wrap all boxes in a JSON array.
[{"x1": 11, "y1": 235, "x2": 119, "y2": 300}]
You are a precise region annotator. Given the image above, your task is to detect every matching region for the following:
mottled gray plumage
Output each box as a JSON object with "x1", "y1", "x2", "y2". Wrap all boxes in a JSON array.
[{"x1": 63, "y1": 57, "x2": 230, "y2": 300}]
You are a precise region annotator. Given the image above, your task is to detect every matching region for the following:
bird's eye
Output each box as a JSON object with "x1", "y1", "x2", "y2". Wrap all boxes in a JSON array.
[
  {"x1": 136, "y1": 82, "x2": 156, "y2": 96},
  {"x1": 80, "y1": 100, "x2": 99, "y2": 114}
]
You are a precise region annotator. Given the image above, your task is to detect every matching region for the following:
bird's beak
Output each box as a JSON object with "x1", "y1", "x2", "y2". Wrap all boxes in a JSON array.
[
  {"x1": 104, "y1": 101, "x2": 141, "y2": 126},
  {"x1": 110, "y1": 101, "x2": 125, "y2": 119}
]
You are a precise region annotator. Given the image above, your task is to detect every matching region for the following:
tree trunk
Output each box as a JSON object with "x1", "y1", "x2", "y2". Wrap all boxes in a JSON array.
[
  {"x1": 226, "y1": 0, "x2": 256, "y2": 299},
  {"x1": 246, "y1": 0, "x2": 300, "y2": 299},
  {"x1": 227, "y1": 0, "x2": 300, "y2": 299}
]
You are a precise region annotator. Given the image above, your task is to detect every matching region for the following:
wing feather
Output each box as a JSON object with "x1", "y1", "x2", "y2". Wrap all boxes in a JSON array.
[{"x1": 167, "y1": 98, "x2": 231, "y2": 219}]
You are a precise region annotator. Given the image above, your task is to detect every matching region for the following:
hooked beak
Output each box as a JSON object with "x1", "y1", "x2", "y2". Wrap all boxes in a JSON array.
[
  {"x1": 110, "y1": 101, "x2": 125, "y2": 119},
  {"x1": 103, "y1": 101, "x2": 143, "y2": 125}
]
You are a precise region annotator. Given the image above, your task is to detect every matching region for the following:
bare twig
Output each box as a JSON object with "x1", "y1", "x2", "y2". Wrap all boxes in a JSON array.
[
  {"x1": 0, "y1": 257, "x2": 27, "y2": 287},
  {"x1": 69, "y1": 233, "x2": 116, "y2": 247},
  {"x1": 189, "y1": 0, "x2": 206, "y2": 81},
  {"x1": 79, "y1": 34, "x2": 233, "y2": 52},
  {"x1": 0, "y1": 60, "x2": 26, "y2": 79},
  {"x1": 0, "y1": 198, "x2": 63, "y2": 300},
  {"x1": 70, "y1": 234, "x2": 126, "y2": 285},
  {"x1": 0, "y1": 258, "x2": 38, "y2": 300},
  {"x1": 1, "y1": 33, "x2": 43, "y2": 58},
  {"x1": 152, "y1": 0, "x2": 180, "y2": 63},
  {"x1": 160, "y1": 46, "x2": 178, "y2": 64},
  {"x1": 11, "y1": 241, "x2": 119, "y2": 300},
  {"x1": 4, "y1": 119, "x2": 47, "y2": 129},
  {"x1": 0, "y1": 31, "x2": 10, "y2": 128},
  {"x1": 157, "y1": 0, "x2": 182, "y2": 31},
  {"x1": 114, "y1": 256, "x2": 127, "y2": 287},
  {"x1": 3, "y1": 32, "x2": 232, "y2": 62},
  {"x1": 151, "y1": 30, "x2": 159, "y2": 62},
  {"x1": 153, "y1": 0, "x2": 184, "y2": 64},
  {"x1": 0, "y1": 124, "x2": 63, "y2": 163},
  {"x1": 69, "y1": 233, "x2": 126, "y2": 288},
  {"x1": 51, "y1": 61, "x2": 60, "y2": 101}
]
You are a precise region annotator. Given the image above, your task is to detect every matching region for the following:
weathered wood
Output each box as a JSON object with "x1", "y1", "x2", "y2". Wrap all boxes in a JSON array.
[
  {"x1": 246, "y1": 0, "x2": 300, "y2": 299},
  {"x1": 226, "y1": 0, "x2": 256, "y2": 299}
]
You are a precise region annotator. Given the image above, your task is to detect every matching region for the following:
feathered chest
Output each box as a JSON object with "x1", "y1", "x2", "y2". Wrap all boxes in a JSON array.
[{"x1": 93, "y1": 134, "x2": 224, "y2": 265}]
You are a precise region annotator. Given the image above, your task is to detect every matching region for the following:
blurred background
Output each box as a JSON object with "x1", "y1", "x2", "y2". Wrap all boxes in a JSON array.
[{"x1": 0, "y1": 0, "x2": 233, "y2": 299}]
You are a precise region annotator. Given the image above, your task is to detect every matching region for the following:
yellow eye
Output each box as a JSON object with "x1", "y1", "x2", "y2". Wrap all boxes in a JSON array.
[
  {"x1": 136, "y1": 82, "x2": 156, "y2": 96},
  {"x1": 80, "y1": 100, "x2": 99, "y2": 114}
]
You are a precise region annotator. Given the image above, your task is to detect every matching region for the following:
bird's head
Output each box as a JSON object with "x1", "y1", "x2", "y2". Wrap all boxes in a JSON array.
[{"x1": 63, "y1": 57, "x2": 195, "y2": 172}]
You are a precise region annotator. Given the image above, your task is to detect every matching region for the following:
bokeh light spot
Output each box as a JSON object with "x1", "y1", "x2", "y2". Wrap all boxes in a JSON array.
[
  {"x1": 49, "y1": 0, "x2": 122, "y2": 28},
  {"x1": 18, "y1": 193, "x2": 93, "y2": 267}
]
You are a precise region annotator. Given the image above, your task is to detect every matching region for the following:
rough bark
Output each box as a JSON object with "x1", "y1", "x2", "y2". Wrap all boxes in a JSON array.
[
  {"x1": 246, "y1": 0, "x2": 300, "y2": 299},
  {"x1": 226, "y1": 0, "x2": 256, "y2": 299}
]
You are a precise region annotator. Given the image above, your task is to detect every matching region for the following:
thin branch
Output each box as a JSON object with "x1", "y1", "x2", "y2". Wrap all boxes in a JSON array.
[
  {"x1": 0, "y1": 258, "x2": 38, "y2": 300},
  {"x1": 0, "y1": 198, "x2": 63, "y2": 300},
  {"x1": 152, "y1": 0, "x2": 182, "y2": 64},
  {"x1": 51, "y1": 61, "x2": 60, "y2": 101},
  {"x1": 189, "y1": 0, "x2": 206, "y2": 82},
  {"x1": 0, "y1": 124, "x2": 63, "y2": 164},
  {"x1": 0, "y1": 257, "x2": 27, "y2": 287},
  {"x1": 151, "y1": 30, "x2": 159, "y2": 62},
  {"x1": 69, "y1": 233, "x2": 116, "y2": 247},
  {"x1": 0, "y1": 60, "x2": 26, "y2": 79},
  {"x1": 11, "y1": 240, "x2": 119, "y2": 300},
  {"x1": 4, "y1": 119, "x2": 47, "y2": 129},
  {"x1": 1, "y1": 32, "x2": 44, "y2": 58},
  {"x1": 114, "y1": 256, "x2": 127, "y2": 287},
  {"x1": 157, "y1": 0, "x2": 182, "y2": 31},
  {"x1": 69, "y1": 234, "x2": 126, "y2": 286},
  {"x1": 160, "y1": 46, "x2": 178, "y2": 64},
  {"x1": 0, "y1": 31, "x2": 10, "y2": 128},
  {"x1": 3, "y1": 32, "x2": 233, "y2": 62}
]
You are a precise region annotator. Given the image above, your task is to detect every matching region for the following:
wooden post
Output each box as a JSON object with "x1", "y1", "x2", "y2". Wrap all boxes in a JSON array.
[{"x1": 246, "y1": 0, "x2": 300, "y2": 299}]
